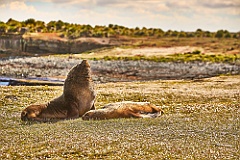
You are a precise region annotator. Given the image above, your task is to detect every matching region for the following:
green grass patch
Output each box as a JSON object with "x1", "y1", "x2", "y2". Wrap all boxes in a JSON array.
[
  {"x1": 0, "y1": 75, "x2": 239, "y2": 159},
  {"x1": 90, "y1": 52, "x2": 240, "y2": 63}
]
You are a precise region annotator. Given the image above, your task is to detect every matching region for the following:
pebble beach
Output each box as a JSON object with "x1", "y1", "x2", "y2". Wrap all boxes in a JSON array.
[{"x1": 1, "y1": 55, "x2": 239, "y2": 85}]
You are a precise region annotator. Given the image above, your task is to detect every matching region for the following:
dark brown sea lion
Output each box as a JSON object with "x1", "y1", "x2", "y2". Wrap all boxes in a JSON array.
[
  {"x1": 82, "y1": 101, "x2": 163, "y2": 120},
  {"x1": 21, "y1": 60, "x2": 96, "y2": 122}
]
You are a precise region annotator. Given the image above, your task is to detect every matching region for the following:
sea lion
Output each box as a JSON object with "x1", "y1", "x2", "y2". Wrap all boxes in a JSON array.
[
  {"x1": 21, "y1": 60, "x2": 96, "y2": 122},
  {"x1": 82, "y1": 101, "x2": 163, "y2": 120}
]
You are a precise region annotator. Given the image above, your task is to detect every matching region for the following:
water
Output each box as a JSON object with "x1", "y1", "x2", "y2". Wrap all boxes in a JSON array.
[
  {"x1": 0, "y1": 81, "x2": 9, "y2": 86},
  {"x1": 0, "y1": 76, "x2": 64, "y2": 86},
  {"x1": 0, "y1": 77, "x2": 11, "y2": 86}
]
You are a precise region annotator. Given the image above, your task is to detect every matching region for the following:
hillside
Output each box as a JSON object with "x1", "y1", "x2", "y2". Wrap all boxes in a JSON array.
[{"x1": 0, "y1": 18, "x2": 239, "y2": 56}]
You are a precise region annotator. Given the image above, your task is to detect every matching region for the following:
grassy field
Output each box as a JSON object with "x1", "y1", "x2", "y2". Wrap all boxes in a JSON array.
[{"x1": 0, "y1": 75, "x2": 239, "y2": 159}]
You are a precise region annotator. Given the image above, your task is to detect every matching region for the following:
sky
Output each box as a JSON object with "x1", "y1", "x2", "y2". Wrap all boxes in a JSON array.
[{"x1": 0, "y1": 0, "x2": 239, "y2": 32}]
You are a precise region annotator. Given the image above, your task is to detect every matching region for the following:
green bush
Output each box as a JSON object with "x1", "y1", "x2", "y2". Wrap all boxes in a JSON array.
[{"x1": 0, "y1": 18, "x2": 237, "y2": 39}]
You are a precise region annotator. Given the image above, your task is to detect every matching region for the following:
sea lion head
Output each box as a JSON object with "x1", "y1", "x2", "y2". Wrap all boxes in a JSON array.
[
  {"x1": 66, "y1": 60, "x2": 91, "y2": 81},
  {"x1": 76, "y1": 60, "x2": 90, "y2": 71}
]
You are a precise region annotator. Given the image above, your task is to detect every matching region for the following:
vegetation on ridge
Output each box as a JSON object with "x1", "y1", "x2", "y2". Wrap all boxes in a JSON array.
[
  {"x1": 87, "y1": 52, "x2": 240, "y2": 63},
  {"x1": 0, "y1": 18, "x2": 239, "y2": 39}
]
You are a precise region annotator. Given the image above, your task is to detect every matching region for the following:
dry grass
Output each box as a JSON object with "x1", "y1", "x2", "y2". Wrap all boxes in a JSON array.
[
  {"x1": 66, "y1": 47, "x2": 240, "y2": 62},
  {"x1": 57, "y1": 40, "x2": 240, "y2": 64},
  {"x1": 72, "y1": 37, "x2": 240, "y2": 58},
  {"x1": 0, "y1": 75, "x2": 239, "y2": 159}
]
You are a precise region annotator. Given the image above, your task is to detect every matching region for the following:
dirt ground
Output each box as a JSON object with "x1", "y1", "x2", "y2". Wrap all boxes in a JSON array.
[{"x1": 77, "y1": 46, "x2": 204, "y2": 59}]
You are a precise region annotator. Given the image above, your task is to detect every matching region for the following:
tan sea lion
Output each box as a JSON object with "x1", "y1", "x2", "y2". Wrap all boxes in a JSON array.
[
  {"x1": 82, "y1": 101, "x2": 163, "y2": 120},
  {"x1": 21, "y1": 60, "x2": 96, "y2": 122}
]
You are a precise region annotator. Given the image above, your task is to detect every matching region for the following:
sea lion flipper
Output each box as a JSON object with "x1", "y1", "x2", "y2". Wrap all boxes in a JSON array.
[{"x1": 127, "y1": 110, "x2": 143, "y2": 118}]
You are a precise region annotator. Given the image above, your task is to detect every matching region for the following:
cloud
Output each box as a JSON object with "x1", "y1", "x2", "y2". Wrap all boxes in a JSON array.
[
  {"x1": 63, "y1": 0, "x2": 240, "y2": 11},
  {"x1": 9, "y1": 1, "x2": 36, "y2": 12},
  {"x1": 0, "y1": 0, "x2": 239, "y2": 31},
  {"x1": 166, "y1": 1, "x2": 193, "y2": 9},
  {"x1": 43, "y1": 0, "x2": 168, "y2": 11},
  {"x1": 0, "y1": 0, "x2": 19, "y2": 3},
  {"x1": 95, "y1": 0, "x2": 123, "y2": 6},
  {"x1": 200, "y1": 0, "x2": 240, "y2": 9},
  {"x1": 0, "y1": 1, "x2": 37, "y2": 15},
  {"x1": 0, "y1": 1, "x2": 61, "y2": 23}
]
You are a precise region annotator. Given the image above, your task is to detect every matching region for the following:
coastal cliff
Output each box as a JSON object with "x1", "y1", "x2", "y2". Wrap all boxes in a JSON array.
[{"x1": 0, "y1": 33, "x2": 116, "y2": 54}]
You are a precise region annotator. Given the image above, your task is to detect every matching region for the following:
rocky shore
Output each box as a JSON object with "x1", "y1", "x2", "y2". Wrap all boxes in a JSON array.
[{"x1": 1, "y1": 56, "x2": 240, "y2": 85}]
